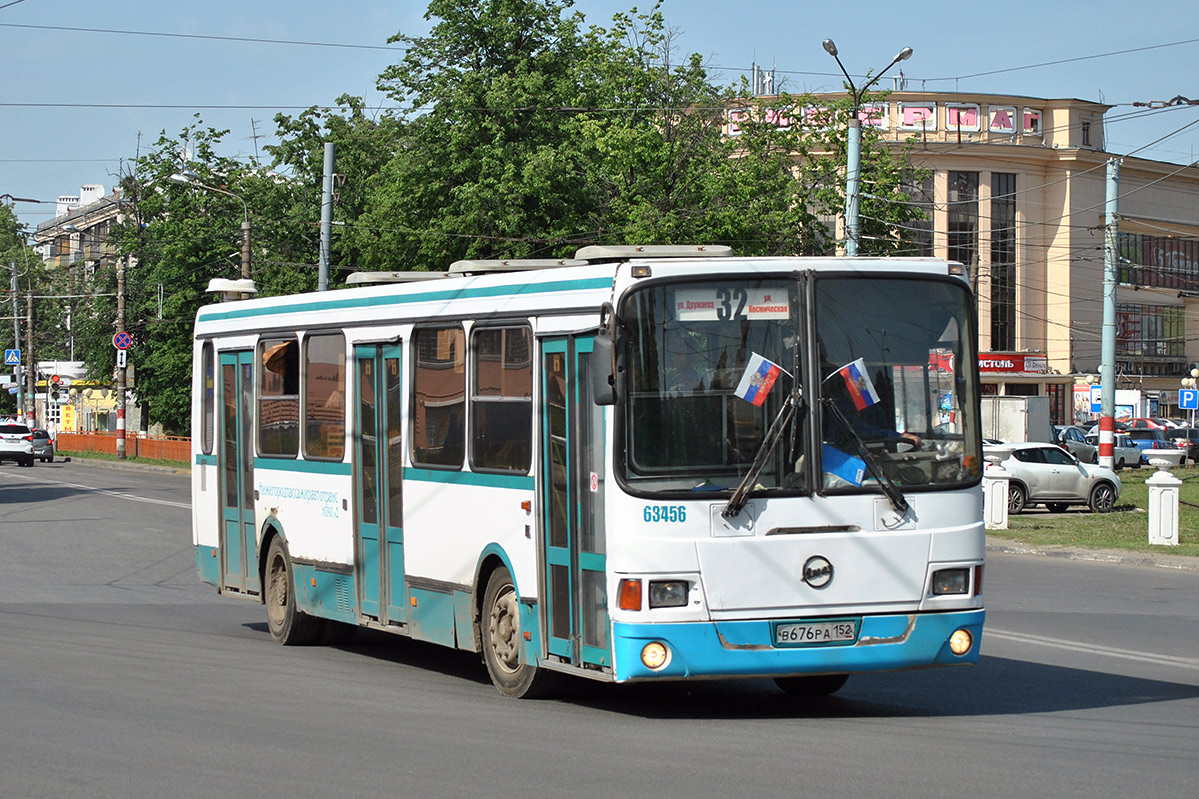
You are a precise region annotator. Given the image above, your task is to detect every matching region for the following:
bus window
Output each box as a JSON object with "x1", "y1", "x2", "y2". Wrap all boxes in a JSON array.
[
  {"x1": 201, "y1": 342, "x2": 215, "y2": 454},
  {"x1": 412, "y1": 326, "x2": 465, "y2": 467},
  {"x1": 471, "y1": 326, "x2": 532, "y2": 472},
  {"x1": 303, "y1": 333, "x2": 346, "y2": 460},
  {"x1": 259, "y1": 337, "x2": 299, "y2": 456}
]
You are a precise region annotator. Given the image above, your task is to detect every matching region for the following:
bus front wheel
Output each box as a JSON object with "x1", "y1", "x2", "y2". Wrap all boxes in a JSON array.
[
  {"x1": 264, "y1": 535, "x2": 320, "y2": 645},
  {"x1": 481, "y1": 567, "x2": 557, "y2": 699}
]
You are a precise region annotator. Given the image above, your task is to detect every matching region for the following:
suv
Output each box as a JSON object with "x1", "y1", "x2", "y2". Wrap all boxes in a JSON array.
[{"x1": 0, "y1": 423, "x2": 36, "y2": 467}]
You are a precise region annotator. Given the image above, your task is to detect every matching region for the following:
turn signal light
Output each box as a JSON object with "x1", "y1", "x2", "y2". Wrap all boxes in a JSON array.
[{"x1": 618, "y1": 578, "x2": 642, "y2": 611}]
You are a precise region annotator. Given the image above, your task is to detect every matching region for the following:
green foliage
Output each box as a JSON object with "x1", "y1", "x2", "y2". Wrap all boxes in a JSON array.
[{"x1": 19, "y1": 0, "x2": 933, "y2": 431}]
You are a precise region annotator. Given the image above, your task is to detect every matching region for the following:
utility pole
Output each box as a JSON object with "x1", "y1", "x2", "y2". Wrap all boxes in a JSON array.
[
  {"x1": 116, "y1": 255, "x2": 127, "y2": 459},
  {"x1": 1098, "y1": 157, "x2": 1121, "y2": 470},
  {"x1": 25, "y1": 290, "x2": 34, "y2": 426},
  {"x1": 9, "y1": 262, "x2": 24, "y2": 424},
  {"x1": 319, "y1": 142, "x2": 335, "y2": 292}
]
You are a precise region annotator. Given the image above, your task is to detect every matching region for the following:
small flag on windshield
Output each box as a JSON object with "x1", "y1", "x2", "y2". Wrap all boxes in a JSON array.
[
  {"x1": 734, "y1": 353, "x2": 782, "y2": 406},
  {"x1": 838, "y1": 357, "x2": 880, "y2": 411}
]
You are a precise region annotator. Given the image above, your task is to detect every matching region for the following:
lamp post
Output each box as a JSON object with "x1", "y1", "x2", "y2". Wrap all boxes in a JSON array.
[
  {"x1": 1182, "y1": 368, "x2": 1199, "y2": 428},
  {"x1": 821, "y1": 39, "x2": 913, "y2": 256},
  {"x1": 170, "y1": 170, "x2": 251, "y2": 284}
]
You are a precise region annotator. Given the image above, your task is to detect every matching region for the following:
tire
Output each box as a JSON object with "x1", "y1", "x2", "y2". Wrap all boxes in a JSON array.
[
  {"x1": 1007, "y1": 483, "x2": 1027, "y2": 514},
  {"x1": 481, "y1": 567, "x2": 557, "y2": 699},
  {"x1": 1046, "y1": 502, "x2": 1069, "y2": 513},
  {"x1": 21, "y1": 456, "x2": 34, "y2": 467},
  {"x1": 1089, "y1": 482, "x2": 1117, "y2": 514},
  {"x1": 264, "y1": 535, "x2": 321, "y2": 645},
  {"x1": 775, "y1": 674, "x2": 850, "y2": 697}
]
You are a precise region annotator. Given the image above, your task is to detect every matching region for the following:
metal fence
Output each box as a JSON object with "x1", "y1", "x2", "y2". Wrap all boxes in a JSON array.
[{"x1": 56, "y1": 432, "x2": 190, "y2": 464}]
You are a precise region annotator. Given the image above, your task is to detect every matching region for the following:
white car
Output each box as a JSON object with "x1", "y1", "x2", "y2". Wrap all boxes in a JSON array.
[
  {"x1": 1083, "y1": 432, "x2": 1141, "y2": 469},
  {"x1": 984, "y1": 442, "x2": 1121, "y2": 514},
  {"x1": 0, "y1": 423, "x2": 36, "y2": 468}
]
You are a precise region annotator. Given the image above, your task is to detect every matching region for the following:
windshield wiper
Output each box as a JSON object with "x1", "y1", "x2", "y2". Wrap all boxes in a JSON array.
[
  {"x1": 723, "y1": 390, "x2": 800, "y2": 519},
  {"x1": 822, "y1": 399, "x2": 910, "y2": 515}
]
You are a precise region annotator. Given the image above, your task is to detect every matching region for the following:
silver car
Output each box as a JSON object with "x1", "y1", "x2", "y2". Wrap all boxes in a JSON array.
[
  {"x1": 0, "y1": 423, "x2": 36, "y2": 468},
  {"x1": 985, "y1": 442, "x2": 1121, "y2": 514},
  {"x1": 1055, "y1": 424, "x2": 1097, "y2": 463}
]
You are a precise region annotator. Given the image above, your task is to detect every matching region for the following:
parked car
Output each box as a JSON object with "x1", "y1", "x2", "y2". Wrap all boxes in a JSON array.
[
  {"x1": 1126, "y1": 417, "x2": 1182, "y2": 430},
  {"x1": 1055, "y1": 424, "x2": 1097, "y2": 463},
  {"x1": 984, "y1": 442, "x2": 1121, "y2": 513},
  {"x1": 30, "y1": 428, "x2": 54, "y2": 462},
  {"x1": 0, "y1": 423, "x2": 36, "y2": 467},
  {"x1": 1083, "y1": 432, "x2": 1142, "y2": 468},
  {"x1": 1125, "y1": 427, "x2": 1171, "y2": 463},
  {"x1": 1168, "y1": 427, "x2": 1199, "y2": 465}
]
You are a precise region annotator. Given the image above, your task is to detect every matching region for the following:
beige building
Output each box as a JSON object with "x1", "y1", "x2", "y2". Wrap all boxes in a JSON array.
[{"x1": 733, "y1": 91, "x2": 1199, "y2": 423}]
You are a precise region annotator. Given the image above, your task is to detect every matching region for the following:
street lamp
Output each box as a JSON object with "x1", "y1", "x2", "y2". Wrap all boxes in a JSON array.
[
  {"x1": 821, "y1": 39, "x2": 913, "y2": 256},
  {"x1": 1182, "y1": 368, "x2": 1199, "y2": 428},
  {"x1": 169, "y1": 169, "x2": 252, "y2": 283}
]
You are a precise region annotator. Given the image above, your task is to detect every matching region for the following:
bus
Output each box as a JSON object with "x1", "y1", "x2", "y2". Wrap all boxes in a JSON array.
[{"x1": 191, "y1": 245, "x2": 985, "y2": 698}]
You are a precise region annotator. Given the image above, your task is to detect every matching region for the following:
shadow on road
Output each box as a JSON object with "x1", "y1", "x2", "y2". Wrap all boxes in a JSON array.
[{"x1": 245, "y1": 623, "x2": 1197, "y2": 718}]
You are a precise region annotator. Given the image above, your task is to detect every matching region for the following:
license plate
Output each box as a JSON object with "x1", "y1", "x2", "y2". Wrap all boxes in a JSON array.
[{"x1": 774, "y1": 618, "x2": 859, "y2": 647}]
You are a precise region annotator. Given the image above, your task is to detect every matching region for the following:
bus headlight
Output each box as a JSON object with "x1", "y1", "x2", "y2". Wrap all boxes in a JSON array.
[
  {"x1": 648, "y1": 580, "x2": 688, "y2": 608},
  {"x1": 931, "y1": 568, "x2": 969, "y2": 595},
  {"x1": 949, "y1": 628, "x2": 973, "y2": 656},
  {"x1": 641, "y1": 641, "x2": 670, "y2": 670}
]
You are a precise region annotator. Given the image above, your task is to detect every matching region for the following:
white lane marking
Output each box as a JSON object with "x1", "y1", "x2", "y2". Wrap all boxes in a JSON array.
[
  {"x1": 987, "y1": 627, "x2": 1199, "y2": 671},
  {"x1": 1, "y1": 471, "x2": 190, "y2": 509}
]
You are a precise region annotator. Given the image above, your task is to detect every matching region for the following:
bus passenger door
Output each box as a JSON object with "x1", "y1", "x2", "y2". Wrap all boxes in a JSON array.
[
  {"x1": 354, "y1": 344, "x2": 406, "y2": 624},
  {"x1": 219, "y1": 351, "x2": 259, "y2": 595},
  {"x1": 540, "y1": 336, "x2": 610, "y2": 670}
]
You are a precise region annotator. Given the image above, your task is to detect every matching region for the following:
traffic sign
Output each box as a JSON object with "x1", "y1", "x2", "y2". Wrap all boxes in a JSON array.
[
  {"x1": 116, "y1": 349, "x2": 127, "y2": 368},
  {"x1": 4, "y1": 348, "x2": 19, "y2": 366},
  {"x1": 1181, "y1": 388, "x2": 1199, "y2": 410},
  {"x1": 113, "y1": 331, "x2": 133, "y2": 350}
]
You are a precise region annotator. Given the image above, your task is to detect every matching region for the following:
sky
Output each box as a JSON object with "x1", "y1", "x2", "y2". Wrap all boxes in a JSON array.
[{"x1": 3, "y1": 0, "x2": 1199, "y2": 233}]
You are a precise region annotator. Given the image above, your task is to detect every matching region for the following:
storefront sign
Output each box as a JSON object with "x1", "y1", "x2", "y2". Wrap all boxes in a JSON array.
[{"x1": 978, "y1": 353, "x2": 1049, "y2": 373}]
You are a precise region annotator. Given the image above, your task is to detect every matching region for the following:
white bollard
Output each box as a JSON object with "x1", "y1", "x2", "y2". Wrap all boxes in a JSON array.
[
  {"x1": 983, "y1": 462, "x2": 1010, "y2": 530},
  {"x1": 1146, "y1": 466, "x2": 1181, "y2": 546}
]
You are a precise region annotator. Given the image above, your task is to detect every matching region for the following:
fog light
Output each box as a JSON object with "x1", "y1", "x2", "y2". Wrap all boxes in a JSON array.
[
  {"x1": 949, "y1": 628, "x2": 973, "y2": 656},
  {"x1": 932, "y1": 568, "x2": 969, "y2": 595},
  {"x1": 648, "y1": 580, "x2": 688, "y2": 608},
  {"x1": 641, "y1": 641, "x2": 670, "y2": 670}
]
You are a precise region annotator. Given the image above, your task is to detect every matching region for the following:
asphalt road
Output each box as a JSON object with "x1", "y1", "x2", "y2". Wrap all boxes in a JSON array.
[{"x1": 1, "y1": 459, "x2": 1196, "y2": 799}]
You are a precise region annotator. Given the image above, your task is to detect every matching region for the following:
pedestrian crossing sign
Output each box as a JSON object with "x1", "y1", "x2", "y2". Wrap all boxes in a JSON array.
[{"x1": 4, "y1": 349, "x2": 19, "y2": 366}]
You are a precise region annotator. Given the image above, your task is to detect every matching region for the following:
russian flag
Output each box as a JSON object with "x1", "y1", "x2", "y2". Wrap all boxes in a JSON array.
[
  {"x1": 838, "y1": 357, "x2": 881, "y2": 411},
  {"x1": 734, "y1": 353, "x2": 782, "y2": 407}
]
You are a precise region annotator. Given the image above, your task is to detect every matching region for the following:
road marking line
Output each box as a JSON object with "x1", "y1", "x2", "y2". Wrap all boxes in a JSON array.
[
  {"x1": 1, "y1": 471, "x2": 190, "y2": 509},
  {"x1": 987, "y1": 627, "x2": 1199, "y2": 670}
]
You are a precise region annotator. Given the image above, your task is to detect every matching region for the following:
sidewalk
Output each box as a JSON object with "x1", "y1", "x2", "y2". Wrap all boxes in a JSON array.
[{"x1": 986, "y1": 535, "x2": 1198, "y2": 571}]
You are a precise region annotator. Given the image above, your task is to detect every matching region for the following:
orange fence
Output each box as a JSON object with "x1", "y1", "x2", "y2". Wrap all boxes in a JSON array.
[{"x1": 56, "y1": 432, "x2": 191, "y2": 464}]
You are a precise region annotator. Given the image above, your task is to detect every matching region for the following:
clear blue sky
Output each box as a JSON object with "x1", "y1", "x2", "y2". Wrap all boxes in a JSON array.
[{"x1": 4, "y1": 0, "x2": 1199, "y2": 231}]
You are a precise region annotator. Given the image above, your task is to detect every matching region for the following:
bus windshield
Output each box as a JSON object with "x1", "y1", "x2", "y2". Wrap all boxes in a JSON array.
[{"x1": 619, "y1": 274, "x2": 981, "y2": 495}]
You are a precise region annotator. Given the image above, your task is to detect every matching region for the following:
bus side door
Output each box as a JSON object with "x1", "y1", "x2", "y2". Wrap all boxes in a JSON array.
[
  {"x1": 540, "y1": 335, "x2": 610, "y2": 670},
  {"x1": 354, "y1": 343, "x2": 406, "y2": 624},
  {"x1": 218, "y1": 350, "x2": 259, "y2": 596}
]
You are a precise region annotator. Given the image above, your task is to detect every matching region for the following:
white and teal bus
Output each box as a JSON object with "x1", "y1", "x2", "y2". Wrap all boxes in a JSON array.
[{"x1": 191, "y1": 245, "x2": 985, "y2": 698}]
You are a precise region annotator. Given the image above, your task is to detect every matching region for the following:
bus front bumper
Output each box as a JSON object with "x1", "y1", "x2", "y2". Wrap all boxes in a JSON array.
[{"x1": 611, "y1": 609, "x2": 984, "y2": 682}]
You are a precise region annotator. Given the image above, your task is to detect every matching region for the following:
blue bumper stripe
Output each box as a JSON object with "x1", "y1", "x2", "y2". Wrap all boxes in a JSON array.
[{"x1": 612, "y1": 610, "x2": 984, "y2": 682}]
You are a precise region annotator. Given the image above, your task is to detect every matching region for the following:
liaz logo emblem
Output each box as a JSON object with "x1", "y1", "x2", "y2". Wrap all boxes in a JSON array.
[{"x1": 802, "y1": 556, "x2": 834, "y2": 589}]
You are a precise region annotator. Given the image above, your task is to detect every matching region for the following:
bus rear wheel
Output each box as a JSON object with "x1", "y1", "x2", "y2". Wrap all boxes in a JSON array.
[
  {"x1": 774, "y1": 674, "x2": 849, "y2": 697},
  {"x1": 264, "y1": 536, "x2": 320, "y2": 645},
  {"x1": 481, "y1": 567, "x2": 557, "y2": 699}
]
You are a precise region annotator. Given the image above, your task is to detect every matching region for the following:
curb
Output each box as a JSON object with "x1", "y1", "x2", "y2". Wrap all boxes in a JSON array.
[
  {"x1": 986, "y1": 537, "x2": 1198, "y2": 571},
  {"x1": 58, "y1": 455, "x2": 190, "y2": 477}
]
